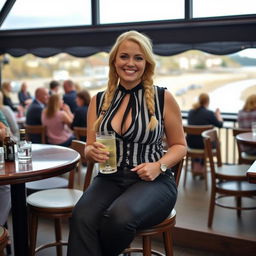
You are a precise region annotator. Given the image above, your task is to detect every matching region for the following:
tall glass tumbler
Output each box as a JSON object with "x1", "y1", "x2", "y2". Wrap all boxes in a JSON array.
[
  {"x1": 252, "y1": 122, "x2": 256, "y2": 137},
  {"x1": 96, "y1": 131, "x2": 117, "y2": 174}
]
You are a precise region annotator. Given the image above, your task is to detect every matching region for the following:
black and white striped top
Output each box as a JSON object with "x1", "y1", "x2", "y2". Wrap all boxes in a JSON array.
[{"x1": 97, "y1": 83, "x2": 165, "y2": 168}]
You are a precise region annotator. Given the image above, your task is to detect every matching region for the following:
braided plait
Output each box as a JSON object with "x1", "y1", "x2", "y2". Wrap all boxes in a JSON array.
[
  {"x1": 143, "y1": 74, "x2": 158, "y2": 130},
  {"x1": 93, "y1": 68, "x2": 118, "y2": 131}
]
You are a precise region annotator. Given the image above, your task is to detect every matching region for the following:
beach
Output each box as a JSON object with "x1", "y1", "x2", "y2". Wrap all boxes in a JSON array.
[{"x1": 10, "y1": 67, "x2": 256, "y2": 114}]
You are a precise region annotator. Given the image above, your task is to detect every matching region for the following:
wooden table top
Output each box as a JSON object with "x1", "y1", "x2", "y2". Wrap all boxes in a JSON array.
[
  {"x1": 236, "y1": 132, "x2": 256, "y2": 145},
  {"x1": 0, "y1": 144, "x2": 80, "y2": 185}
]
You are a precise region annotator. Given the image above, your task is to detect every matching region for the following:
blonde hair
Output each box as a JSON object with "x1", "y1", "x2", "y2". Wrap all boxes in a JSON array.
[
  {"x1": 243, "y1": 94, "x2": 256, "y2": 111},
  {"x1": 45, "y1": 94, "x2": 61, "y2": 119},
  {"x1": 1, "y1": 82, "x2": 11, "y2": 97},
  {"x1": 192, "y1": 93, "x2": 209, "y2": 110},
  {"x1": 94, "y1": 30, "x2": 157, "y2": 131}
]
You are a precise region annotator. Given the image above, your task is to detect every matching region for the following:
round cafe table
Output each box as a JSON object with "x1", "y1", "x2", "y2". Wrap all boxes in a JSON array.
[
  {"x1": 236, "y1": 132, "x2": 256, "y2": 146},
  {"x1": 0, "y1": 144, "x2": 80, "y2": 256}
]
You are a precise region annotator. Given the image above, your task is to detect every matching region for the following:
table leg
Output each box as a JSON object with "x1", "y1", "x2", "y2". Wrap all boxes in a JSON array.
[{"x1": 11, "y1": 183, "x2": 29, "y2": 256}]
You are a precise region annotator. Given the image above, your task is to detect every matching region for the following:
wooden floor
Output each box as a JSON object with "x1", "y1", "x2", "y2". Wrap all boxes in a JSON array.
[
  {"x1": 5, "y1": 166, "x2": 256, "y2": 256},
  {"x1": 174, "y1": 168, "x2": 256, "y2": 256}
]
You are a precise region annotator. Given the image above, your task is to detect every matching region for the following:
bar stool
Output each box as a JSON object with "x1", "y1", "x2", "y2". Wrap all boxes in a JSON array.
[
  {"x1": 122, "y1": 209, "x2": 176, "y2": 256},
  {"x1": 0, "y1": 225, "x2": 8, "y2": 256}
]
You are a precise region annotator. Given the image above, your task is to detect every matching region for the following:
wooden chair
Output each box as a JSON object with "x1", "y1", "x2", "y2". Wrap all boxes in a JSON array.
[
  {"x1": 122, "y1": 159, "x2": 184, "y2": 256},
  {"x1": 24, "y1": 124, "x2": 47, "y2": 144},
  {"x1": 183, "y1": 124, "x2": 214, "y2": 190},
  {"x1": 202, "y1": 129, "x2": 256, "y2": 227},
  {"x1": 232, "y1": 127, "x2": 256, "y2": 164},
  {"x1": 73, "y1": 127, "x2": 88, "y2": 184},
  {"x1": 73, "y1": 127, "x2": 87, "y2": 141},
  {"x1": 70, "y1": 139, "x2": 90, "y2": 186},
  {"x1": 27, "y1": 141, "x2": 94, "y2": 256},
  {"x1": 24, "y1": 124, "x2": 69, "y2": 194},
  {"x1": 0, "y1": 225, "x2": 8, "y2": 256}
]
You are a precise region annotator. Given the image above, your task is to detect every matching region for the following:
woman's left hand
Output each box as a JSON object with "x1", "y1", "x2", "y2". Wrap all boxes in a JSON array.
[{"x1": 131, "y1": 162, "x2": 161, "y2": 181}]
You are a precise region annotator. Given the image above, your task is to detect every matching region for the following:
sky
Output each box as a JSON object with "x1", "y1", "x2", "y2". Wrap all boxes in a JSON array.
[{"x1": 237, "y1": 49, "x2": 256, "y2": 58}]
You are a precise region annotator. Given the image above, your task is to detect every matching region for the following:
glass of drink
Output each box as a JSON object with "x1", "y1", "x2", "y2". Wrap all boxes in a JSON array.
[
  {"x1": 96, "y1": 131, "x2": 117, "y2": 174},
  {"x1": 252, "y1": 122, "x2": 256, "y2": 137},
  {"x1": 0, "y1": 147, "x2": 4, "y2": 169},
  {"x1": 17, "y1": 141, "x2": 32, "y2": 162}
]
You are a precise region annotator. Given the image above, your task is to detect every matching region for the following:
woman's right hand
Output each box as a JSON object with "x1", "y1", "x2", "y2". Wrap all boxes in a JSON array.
[{"x1": 84, "y1": 142, "x2": 109, "y2": 163}]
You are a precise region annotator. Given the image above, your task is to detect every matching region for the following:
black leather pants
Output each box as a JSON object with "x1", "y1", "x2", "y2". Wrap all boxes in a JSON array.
[{"x1": 67, "y1": 167, "x2": 177, "y2": 256}]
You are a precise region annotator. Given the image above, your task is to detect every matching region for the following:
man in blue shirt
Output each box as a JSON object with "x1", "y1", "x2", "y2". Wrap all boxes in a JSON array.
[
  {"x1": 26, "y1": 87, "x2": 49, "y2": 143},
  {"x1": 63, "y1": 80, "x2": 78, "y2": 113}
]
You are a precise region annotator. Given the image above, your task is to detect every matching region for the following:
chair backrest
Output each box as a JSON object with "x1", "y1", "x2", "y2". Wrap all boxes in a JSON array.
[
  {"x1": 183, "y1": 124, "x2": 214, "y2": 136},
  {"x1": 70, "y1": 140, "x2": 94, "y2": 191},
  {"x1": 24, "y1": 124, "x2": 46, "y2": 144},
  {"x1": 232, "y1": 127, "x2": 252, "y2": 164},
  {"x1": 172, "y1": 158, "x2": 184, "y2": 187},
  {"x1": 202, "y1": 129, "x2": 222, "y2": 183},
  {"x1": 73, "y1": 127, "x2": 87, "y2": 141}
]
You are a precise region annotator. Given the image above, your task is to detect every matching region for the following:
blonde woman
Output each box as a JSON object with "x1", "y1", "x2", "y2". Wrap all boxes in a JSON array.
[
  {"x1": 238, "y1": 94, "x2": 256, "y2": 155},
  {"x1": 238, "y1": 94, "x2": 256, "y2": 128},
  {"x1": 18, "y1": 82, "x2": 33, "y2": 107},
  {"x1": 67, "y1": 30, "x2": 187, "y2": 256},
  {"x1": 1, "y1": 82, "x2": 18, "y2": 112},
  {"x1": 41, "y1": 94, "x2": 75, "y2": 147},
  {"x1": 0, "y1": 91, "x2": 19, "y2": 139}
]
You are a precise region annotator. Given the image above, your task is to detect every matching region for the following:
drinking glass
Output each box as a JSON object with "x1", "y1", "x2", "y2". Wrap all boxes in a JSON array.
[
  {"x1": 96, "y1": 131, "x2": 117, "y2": 174},
  {"x1": 0, "y1": 147, "x2": 4, "y2": 168},
  {"x1": 252, "y1": 122, "x2": 256, "y2": 137},
  {"x1": 17, "y1": 140, "x2": 32, "y2": 161}
]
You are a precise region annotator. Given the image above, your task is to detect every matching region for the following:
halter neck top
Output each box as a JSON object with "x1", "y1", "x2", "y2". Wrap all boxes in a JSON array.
[{"x1": 96, "y1": 84, "x2": 165, "y2": 168}]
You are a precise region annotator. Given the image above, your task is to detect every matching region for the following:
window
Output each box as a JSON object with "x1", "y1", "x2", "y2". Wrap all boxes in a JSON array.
[
  {"x1": 193, "y1": 0, "x2": 256, "y2": 18},
  {"x1": 1, "y1": 0, "x2": 91, "y2": 30},
  {"x1": 0, "y1": 0, "x2": 7, "y2": 10},
  {"x1": 99, "y1": 0, "x2": 184, "y2": 24}
]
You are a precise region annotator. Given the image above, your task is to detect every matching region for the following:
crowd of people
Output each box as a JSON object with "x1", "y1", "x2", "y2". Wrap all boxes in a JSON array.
[
  {"x1": 0, "y1": 79, "x2": 91, "y2": 145},
  {"x1": 0, "y1": 79, "x2": 91, "y2": 229}
]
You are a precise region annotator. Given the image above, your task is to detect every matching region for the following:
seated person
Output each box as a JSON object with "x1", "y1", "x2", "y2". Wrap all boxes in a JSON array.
[
  {"x1": 0, "y1": 91, "x2": 19, "y2": 140},
  {"x1": 49, "y1": 80, "x2": 60, "y2": 95},
  {"x1": 67, "y1": 30, "x2": 187, "y2": 256},
  {"x1": 237, "y1": 94, "x2": 256, "y2": 155},
  {"x1": 71, "y1": 90, "x2": 91, "y2": 141},
  {"x1": 63, "y1": 80, "x2": 78, "y2": 113},
  {"x1": 18, "y1": 82, "x2": 33, "y2": 107},
  {"x1": 26, "y1": 87, "x2": 49, "y2": 143},
  {"x1": 187, "y1": 93, "x2": 223, "y2": 174},
  {"x1": 1, "y1": 81, "x2": 22, "y2": 113},
  {"x1": 42, "y1": 94, "x2": 75, "y2": 147}
]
